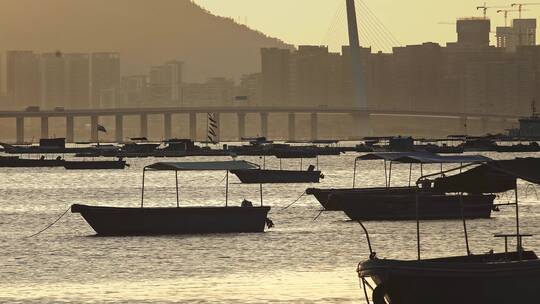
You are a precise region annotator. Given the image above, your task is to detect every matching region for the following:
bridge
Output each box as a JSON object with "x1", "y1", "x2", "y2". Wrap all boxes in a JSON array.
[{"x1": 0, "y1": 106, "x2": 522, "y2": 143}]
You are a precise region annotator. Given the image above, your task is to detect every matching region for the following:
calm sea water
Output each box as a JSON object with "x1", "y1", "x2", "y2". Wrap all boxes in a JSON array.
[{"x1": 1, "y1": 152, "x2": 539, "y2": 303}]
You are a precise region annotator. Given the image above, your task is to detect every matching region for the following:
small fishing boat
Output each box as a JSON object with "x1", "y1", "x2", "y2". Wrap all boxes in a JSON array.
[
  {"x1": 357, "y1": 158, "x2": 540, "y2": 304},
  {"x1": 72, "y1": 160, "x2": 272, "y2": 236},
  {"x1": 231, "y1": 165, "x2": 323, "y2": 184},
  {"x1": 0, "y1": 155, "x2": 65, "y2": 167},
  {"x1": 64, "y1": 159, "x2": 127, "y2": 170},
  {"x1": 307, "y1": 152, "x2": 495, "y2": 220}
]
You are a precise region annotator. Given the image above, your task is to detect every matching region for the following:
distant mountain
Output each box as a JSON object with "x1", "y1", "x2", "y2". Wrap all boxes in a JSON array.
[{"x1": 0, "y1": 0, "x2": 293, "y2": 81}]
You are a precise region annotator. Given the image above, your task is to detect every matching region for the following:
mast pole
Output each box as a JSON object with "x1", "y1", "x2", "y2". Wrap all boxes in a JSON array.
[
  {"x1": 415, "y1": 190, "x2": 421, "y2": 260},
  {"x1": 460, "y1": 192, "x2": 471, "y2": 255},
  {"x1": 175, "y1": 170, "x2": 179, "y2": 208},
  {"x1": 353, "y1": 158, "x2": 358, "y2": 188},
  {"x1": 141, "y1": 167, "x2": 146, "y2": 208},
  {"x1": 260, "y1": 184, "x2": 263, "y2": 206},
  {"x1": 388, "y1": 161, "x2": 393, "y2": 187},
  {"x1": 515, "y1": 187, "x2": 521, "y2": 255},
  {"x1": 225, "y1": 170, "x2": 229, "y2": 207},
  {"x1": 384, "y1": 160, "x2": 388, "y2": 188}
]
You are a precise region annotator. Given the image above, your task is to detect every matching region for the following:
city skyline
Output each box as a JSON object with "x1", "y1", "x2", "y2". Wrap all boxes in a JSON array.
[{"x1": 194, "y1": 0, "x2": 540, "y2": 51}]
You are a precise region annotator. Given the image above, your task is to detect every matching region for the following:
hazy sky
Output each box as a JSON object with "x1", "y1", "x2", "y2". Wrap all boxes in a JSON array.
[{"x1": 194, "y1": 0, "x2": 540, "y2": 52}]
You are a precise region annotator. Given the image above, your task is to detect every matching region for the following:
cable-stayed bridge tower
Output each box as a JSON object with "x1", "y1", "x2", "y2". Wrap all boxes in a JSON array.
[{"x1": 346, "y1": 0, "x2": 371, "y2": 136}]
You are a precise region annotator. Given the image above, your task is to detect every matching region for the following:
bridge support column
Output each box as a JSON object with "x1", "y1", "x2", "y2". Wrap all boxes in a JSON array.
[
  {"x1": 237, "y1": 113, "x2": 246, "y2": 141},
  {"x1": 66, "y1": 116, "x2": 74, "y2": 143},
  {"x1": 164, "y1": 113, "x2": 172, "y2": 140},
  {"x1": 189, "y1": 113, "x2": 197, "y2": 141},
  {"x1": 260, "y1": 112, "x2": 268, "y2": 138},
  {"x1": 288, "y1": 113, "x2": 296, "y2": 141},
  {"x1": 115, "y1": 114, "x2": 124, "y2": 143},
  {"x1": 310, "y1": 113, "x2": 318, "y2": 141},
  {"x1": 352, "y1": 113, "x2": 372, "y2": 139},
  {"x1": 139, "y1": 114, "x2": 148, "y2": 139},
  {"x1": 90, "y1": 115, "x2": 99, "y2": 142},
  {"x1": 458, "y1": 116, "x2": 468, "y2": 135},
  {"x1": 16, "y1": 116, "x2": 24, "y2": 144},
  {"x1": 40, "y1": 116, "x2": 49, "y2": 139}
]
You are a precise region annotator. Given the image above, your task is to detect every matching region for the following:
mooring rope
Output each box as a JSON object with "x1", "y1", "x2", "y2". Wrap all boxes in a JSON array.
[
  {"x1": 313, "y1": 209, "x2": 325, "y2": 221},
  {"x1": 280, "y1": 191, "x2": 306, "y2": 211},
  {"x1": 25, "y1": 206, "x2": 71, "y2": 238}
]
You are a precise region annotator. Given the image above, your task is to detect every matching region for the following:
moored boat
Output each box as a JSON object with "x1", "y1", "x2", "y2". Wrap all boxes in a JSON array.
[
  {"x1": 357, "y1": 158, "x2": 540, "y2": 304},
  {"x1": 307, "y1": 152, "x2": 494, "y2": 220},
  {"x1": 231, "y1": 166, "x2": 323, "y2": 184},
  {"x1": 64, "y1": 159, "x2": 127, "y2": 170},
  {"x1": 71, "y1": 160, "x2": 273, "y2": 236},
  {"x1": 0, "y1": 155, "x2": 65, "y2": 167},
  {"x1": 71, "y1": 204, "x2": 270, "y2": 236}
]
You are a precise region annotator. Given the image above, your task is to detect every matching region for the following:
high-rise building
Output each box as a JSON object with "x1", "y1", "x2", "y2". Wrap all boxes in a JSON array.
[
  {"x1": 91, "y1": 52, "x2": 120, "y2": 108},
  {"x1": 40, "y1": 52, "x2": 66, "y2": 109},
  {"x1": 497, "y1": 19, "x2": 537, "y2": 52},
  {"x1": 456, "y1": 18, "x2": 491, "y2": 47},
  {"x1": 261, "y1": 48, "x2": 291, "y2": 106},
  {"x1": 295, "y1": 46, "x2": 329, "y2": 106},
  {"x1": 65, "y1": 53, "x2": 90, "y2": 109},
  {"x1": 239, "y1": 73, "x2": 262, "y2": 105},
  {"x1": 149, "y1": 60, "x2": 183, "y2": 106},
  {"x1": 121, "y1": 75, "x2": 148, "y2": 108},
  {"x1": 6, "y1": 50, "x2": 40, "y2": 107}
]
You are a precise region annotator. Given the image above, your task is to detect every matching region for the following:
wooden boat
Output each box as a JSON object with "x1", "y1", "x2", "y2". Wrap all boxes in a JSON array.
[
  {"x1": 306, "y1": 186, "x2": 413, "y2": 211},
  {"x1": 231, "y1": 166, "x2": 323, "y2": 184},
  {"x1": 357, "y1": 158, "x2": 540, "y2": 304},
  {"x1": 64, "y1": 159, "x2": 127, "y2": 170},
  {"x1": 359, "y1": 251, "x2": 540, "y2": 304},
  {"x1": 71, "y1": 204, "x2": 270, "y2": 236},
  {"x1": 338, "y1": 191, "x2": 495, "y2": 220},
  {"x1": 0, "y1": 155, "x2": 65, "y2": 167},
  {"x1": 306, "y1": 152, "x2": 494, "y2": 220},
  {"x1": 71, "y1": 160, "x2": 273, "y2": 236}
]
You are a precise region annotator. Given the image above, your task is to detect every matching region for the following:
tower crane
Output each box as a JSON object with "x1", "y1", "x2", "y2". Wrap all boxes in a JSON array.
[
  {"x1": 496, "y1": 9, "x2": 528, "y2": 26},
  {"x1": 511, "y1": 2, "x2": 540, "y2": 18},
  {"x1": 476, "y1": 3, "x2": 506, "y2": 18}
]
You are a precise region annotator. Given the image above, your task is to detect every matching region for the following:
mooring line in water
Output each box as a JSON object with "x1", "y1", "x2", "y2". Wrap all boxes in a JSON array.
[
  {"x1": 280, "y1": 191, "x2": 306, "y2": 211},
  {"x1": 25, "y1": 206, "x2": 71, "y2": 239},
  {"x1": 312, "y1": 209, "x2": 325, "y2": 221}
]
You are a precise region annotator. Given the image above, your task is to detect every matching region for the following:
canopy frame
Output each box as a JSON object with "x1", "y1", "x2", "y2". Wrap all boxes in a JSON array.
[{"x1": 140, "y1": 161, "x2": 263, "y2": 208}]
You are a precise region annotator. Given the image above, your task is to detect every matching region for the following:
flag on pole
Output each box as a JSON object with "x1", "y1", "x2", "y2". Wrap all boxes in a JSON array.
[
  {"x1": 97, "y1": 124, "x2": 107, "y2": 133},
  {"x1": 207, "y1": 113, "x2": 219, "y2": 144}
]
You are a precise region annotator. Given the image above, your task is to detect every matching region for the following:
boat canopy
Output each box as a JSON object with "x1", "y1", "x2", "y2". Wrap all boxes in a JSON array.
[
  {"x1": 433, "y1": 158, "x2": 540, "y2": 193},
  {"x1": 146, "y1": 160, "x2": 259, "y2": 171},
  {"x1": 357, "y1": 152, "x2": 491, "y2": 164}
]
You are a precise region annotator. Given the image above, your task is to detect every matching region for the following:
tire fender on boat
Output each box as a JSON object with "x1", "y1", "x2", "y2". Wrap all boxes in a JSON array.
[{"x1": 372, "y1": 283, "x2": 388, "y2": 304}]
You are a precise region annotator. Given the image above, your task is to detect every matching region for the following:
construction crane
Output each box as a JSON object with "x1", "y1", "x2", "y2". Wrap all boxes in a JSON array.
[
  {"x1": 511, "y1": 2, "x2": 540, "y2": 18},
  {"x1": 496, "y1": 9, "x2": 527, "y2": 26},
  {"x1": 476, "y1": 3, "x2": 506, "y2": 18}
]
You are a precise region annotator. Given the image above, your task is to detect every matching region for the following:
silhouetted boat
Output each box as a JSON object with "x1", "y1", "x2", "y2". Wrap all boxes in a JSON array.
[
  {"x1": 338, "y1": 191, "x2": 494, "y2": 220},
  {"x1": 357, "y1": 158, "x2": 540, "y2": 304},
  {"x1": 307, "y1": 152, "x2": 495, "y2": 220},
  {"x1": 72, "y1": 161, "x2": 272, "y2": 236},
  {"x1": 359, "y1": 251, "x2": 540, "y2": 304},
  {"x1": 231, "y1": 165, "x2": 323, "y2": 184},
  {"x1": 64, "y1": 159, "x2": 127, "y2": 170},
  {"x1": 0, "y1": 155, "x2": 64, "y2": 167}
]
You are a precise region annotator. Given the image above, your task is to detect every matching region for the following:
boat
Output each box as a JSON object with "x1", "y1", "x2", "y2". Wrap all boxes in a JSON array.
[
  {"x1": 64, "y1": 159, "x2": 127, "y2": 170},
  {"x1": 0, "y1": 155, "x2": 65, "y2": 167},
  {"x1": 357, "y1": 158, "x2": 540, "y2": 304},
  {"x1": 71, "y1": 160, "x2": 272, "y2": 236},
  {"x1": 307, "y1": 152, "x2": 496, "y2": 220},
  {"x1": 231, "y1": 165, "x2": 323, "y2": 184}
]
